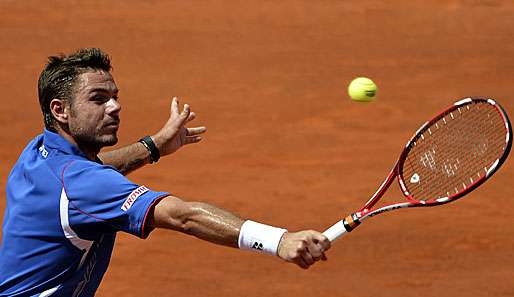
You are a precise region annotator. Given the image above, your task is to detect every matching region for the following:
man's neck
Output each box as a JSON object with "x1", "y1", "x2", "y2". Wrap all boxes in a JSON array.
[{"x1": 54, "y1": 128, "x2": 100, "y2": 161}]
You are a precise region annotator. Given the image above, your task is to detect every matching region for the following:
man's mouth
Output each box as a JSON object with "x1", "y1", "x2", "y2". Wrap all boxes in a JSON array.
[{"x1": 105, "y1": 120, "x2": 120, "y2": 129}]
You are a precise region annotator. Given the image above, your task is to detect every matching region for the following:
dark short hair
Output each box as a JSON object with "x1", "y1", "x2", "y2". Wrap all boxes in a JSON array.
[{"x1": 38, "y1": 48, "x2": 112, "y2": 130}]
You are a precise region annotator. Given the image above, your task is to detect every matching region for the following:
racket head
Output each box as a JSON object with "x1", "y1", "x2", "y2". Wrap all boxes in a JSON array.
[{"x1": 397, "y1": 97, "x2": 512, "y2": 205}]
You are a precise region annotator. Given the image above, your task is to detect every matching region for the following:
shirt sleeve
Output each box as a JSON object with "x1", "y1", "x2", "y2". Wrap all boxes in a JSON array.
[{"x1": 61, "y1": 160, "x2": 169, "y2": 240}]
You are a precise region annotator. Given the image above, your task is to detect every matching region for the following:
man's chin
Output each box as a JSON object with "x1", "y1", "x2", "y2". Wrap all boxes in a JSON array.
[
  {"x1": 95, "y1": 133, "x2": 118, "y2": 148},
  {"x1": 101, "y1": 136, "x2": 118, "y2": 147}
]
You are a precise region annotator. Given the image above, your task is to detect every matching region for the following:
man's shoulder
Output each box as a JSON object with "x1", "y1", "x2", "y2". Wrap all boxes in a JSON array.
[
  {"x1": 61, "y1": 158, "x2": 126, "y2": 190},
  {"x1": 62, "y1": 158, "x2": 117, "y2": 175},
  {"x1": 16, "y1": 133, "x2": 44, "y2": 159}
]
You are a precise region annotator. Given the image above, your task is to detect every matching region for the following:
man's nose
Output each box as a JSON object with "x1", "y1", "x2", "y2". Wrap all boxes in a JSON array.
[{"x1": 106, "y1": 98, "x2": 121, "y2": 115}]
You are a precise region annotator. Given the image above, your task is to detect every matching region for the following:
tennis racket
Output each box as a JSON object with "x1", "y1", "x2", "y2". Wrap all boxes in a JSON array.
[{"x1": 323, "y1": 97, "x2": 512, "y2": 242}]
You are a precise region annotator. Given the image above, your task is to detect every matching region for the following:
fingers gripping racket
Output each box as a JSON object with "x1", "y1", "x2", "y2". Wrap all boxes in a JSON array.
[{"x1": 324, "y1": 97, "x2": 512, "y2": 242}]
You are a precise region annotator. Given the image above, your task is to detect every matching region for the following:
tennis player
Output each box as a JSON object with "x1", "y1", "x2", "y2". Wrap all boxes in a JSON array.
[{"x1": 0, "y1": 48, "x2": 330, "y2": 296}]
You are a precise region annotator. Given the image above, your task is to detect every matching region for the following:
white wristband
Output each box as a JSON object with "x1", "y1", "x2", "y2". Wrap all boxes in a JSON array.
[{"x1": 238, "y1": 220, "x2": 287, "y2": 256}]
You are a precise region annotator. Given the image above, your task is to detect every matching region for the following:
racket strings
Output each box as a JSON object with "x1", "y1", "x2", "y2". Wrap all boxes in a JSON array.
[{"x1": 402, "y1": 101, "x2": 507, "y2": 201}]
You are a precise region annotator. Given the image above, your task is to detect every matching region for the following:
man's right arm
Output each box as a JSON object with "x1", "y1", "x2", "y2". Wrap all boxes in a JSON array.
[{"x1": 148, "y1": 196, "x2": 331, "y2": 269}]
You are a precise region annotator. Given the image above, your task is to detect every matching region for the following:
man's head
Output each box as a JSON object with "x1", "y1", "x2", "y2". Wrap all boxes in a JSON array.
[{"x1": 38, "y1": 48, "x2": 121, "y2": 153}]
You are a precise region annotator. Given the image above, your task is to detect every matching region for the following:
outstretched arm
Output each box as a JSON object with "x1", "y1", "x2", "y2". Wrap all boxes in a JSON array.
[
  {"x1": 148, "y1": 196, "x2": 331, "y2": 269},
  {"x1": 98, "y1": 97, "x2": 206, "y2": 175}
]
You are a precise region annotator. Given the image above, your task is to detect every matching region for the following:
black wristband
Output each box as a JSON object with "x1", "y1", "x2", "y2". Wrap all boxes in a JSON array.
[{"x1": 139, "y1": 136, "x2": 160, "y2": 163}]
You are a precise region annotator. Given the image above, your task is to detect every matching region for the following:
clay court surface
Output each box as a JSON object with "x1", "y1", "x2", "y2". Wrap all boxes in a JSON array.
[{"x1": 1, "y1": 1, "x2": 514, "y2": 296}]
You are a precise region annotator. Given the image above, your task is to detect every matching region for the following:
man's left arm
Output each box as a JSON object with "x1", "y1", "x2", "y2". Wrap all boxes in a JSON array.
[{"x1": 98, "y1": 97, "x2": 206, "y2": 175}]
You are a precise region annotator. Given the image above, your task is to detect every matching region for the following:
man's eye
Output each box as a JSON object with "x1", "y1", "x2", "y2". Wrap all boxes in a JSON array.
[
  {"x1": 93, "y1": 95, "x2": 107, "y2": 102},
  {"x1": 92, "y1": 94, "x2": 118, "y2": 103}
]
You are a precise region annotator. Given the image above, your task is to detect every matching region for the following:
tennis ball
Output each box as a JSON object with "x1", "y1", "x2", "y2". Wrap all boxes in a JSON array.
[{"x1": 348, "y1": 77, "x2": 377, "y2": 102}]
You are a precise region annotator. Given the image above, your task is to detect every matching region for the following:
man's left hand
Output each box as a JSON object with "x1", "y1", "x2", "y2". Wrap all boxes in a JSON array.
[{"x1": 152, "y1": 97, "x2": 207, "y2": 156}]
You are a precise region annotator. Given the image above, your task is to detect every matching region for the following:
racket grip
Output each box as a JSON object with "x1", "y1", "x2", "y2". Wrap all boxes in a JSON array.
[
  {"x1": 323, "y1": 214, "x2": 361, "y2": 242},
  {"x1": 323, "y1": 220, "x2": 348, "y2": 241}
]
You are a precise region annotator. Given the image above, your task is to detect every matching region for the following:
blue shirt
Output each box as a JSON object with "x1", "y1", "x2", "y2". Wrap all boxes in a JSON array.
[{"x1": 0, "y1": 130, "x2": 168, "y2": 296}]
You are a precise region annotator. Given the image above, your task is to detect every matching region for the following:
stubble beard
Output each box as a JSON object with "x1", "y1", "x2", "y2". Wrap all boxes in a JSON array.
[
  {"x1": 71, "y1": 125, "x2": 119, "y2": 153},
  {"x1": 68, "y1": 105, "x2": 119, "y2": 152}
]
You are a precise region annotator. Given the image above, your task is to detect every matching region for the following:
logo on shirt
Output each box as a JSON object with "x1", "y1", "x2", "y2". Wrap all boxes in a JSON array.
[
  {"x1": 39, "y1": 145, "x2": 49, "y2": 158},
  {"x1": 121, "y1": 185, "x2": 149, "y2": 211}
]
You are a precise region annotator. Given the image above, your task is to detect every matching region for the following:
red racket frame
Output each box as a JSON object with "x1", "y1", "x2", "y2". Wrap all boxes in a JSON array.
[{"x1": 323, "y1": 97, "x2": 512, "y2": 242}]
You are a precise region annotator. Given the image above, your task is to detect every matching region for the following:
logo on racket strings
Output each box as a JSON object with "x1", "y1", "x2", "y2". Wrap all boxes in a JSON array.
[{"x1": 410, "y1": 173, "x2": 420, "y2": 184}]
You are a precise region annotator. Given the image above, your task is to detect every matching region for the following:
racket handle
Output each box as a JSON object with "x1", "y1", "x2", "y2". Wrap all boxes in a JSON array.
[
  {"x1": 323, "y1": 220, "x2": 348, "y2": 241},
  {"x1": 323, "y1": 214, "x2": 361, "y2": 242}
]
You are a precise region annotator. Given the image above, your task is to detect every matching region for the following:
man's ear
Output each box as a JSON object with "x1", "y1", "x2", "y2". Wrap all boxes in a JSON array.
[{"x1": 49, "y1": 99, "x2": 69, "y2": 124}]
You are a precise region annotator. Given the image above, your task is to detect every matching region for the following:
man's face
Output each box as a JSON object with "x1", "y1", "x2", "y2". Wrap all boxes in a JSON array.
[{"x1": 67, "y1": 70, "x2": 121, "y2": 149}]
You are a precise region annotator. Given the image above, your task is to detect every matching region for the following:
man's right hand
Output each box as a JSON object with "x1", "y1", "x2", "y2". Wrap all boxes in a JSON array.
[{"x1": 277, "y1": 230, "x2": 331, "y2": 269}]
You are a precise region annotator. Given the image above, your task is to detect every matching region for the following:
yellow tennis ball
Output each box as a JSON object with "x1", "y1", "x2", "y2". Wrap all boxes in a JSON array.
[{"x1": 348, "y1": 77, "x2": 377, "y2": 102}]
